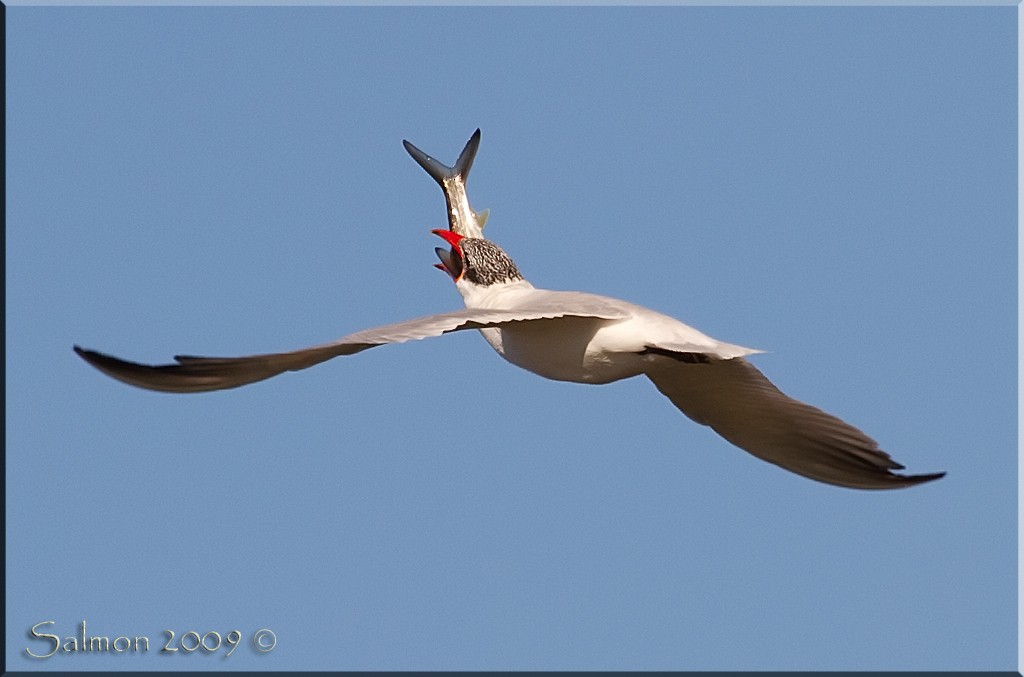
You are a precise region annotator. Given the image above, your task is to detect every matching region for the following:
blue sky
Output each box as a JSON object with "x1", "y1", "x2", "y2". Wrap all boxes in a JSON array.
[{"x1": 6, "y1": 6, "x2": 1017, "y2": 672}]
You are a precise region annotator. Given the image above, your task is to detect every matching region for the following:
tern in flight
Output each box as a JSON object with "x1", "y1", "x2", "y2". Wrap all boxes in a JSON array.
[{"x1": 75, "y1": 131, "x2": 944, "y2": 490}]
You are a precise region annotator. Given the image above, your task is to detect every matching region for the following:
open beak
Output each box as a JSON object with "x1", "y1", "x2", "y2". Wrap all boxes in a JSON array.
[{"x1": 432, "y1": 229, "x2": 465, "y2": 282}]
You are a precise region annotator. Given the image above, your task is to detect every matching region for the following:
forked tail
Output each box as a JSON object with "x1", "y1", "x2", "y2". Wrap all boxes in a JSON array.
[{"x1": 403, "y1": 129, "x2": 489, "y2": 238}]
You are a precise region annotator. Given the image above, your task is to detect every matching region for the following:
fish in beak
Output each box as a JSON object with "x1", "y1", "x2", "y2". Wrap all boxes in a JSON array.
[
  {"x1": 404, "y1": 129, "x2": 490, "y2": 239},
  {"x1": 432, "y1": 229, "x2": 465, "y2": 281}
]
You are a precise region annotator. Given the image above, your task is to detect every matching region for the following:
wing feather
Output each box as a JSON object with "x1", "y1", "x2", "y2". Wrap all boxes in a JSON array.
[
  {"x1": 645, "y1": 356, "x2": 944, "y2": 490},
  {"x1": 75, "y1": 305, "x2": 625, "y2": 394}
]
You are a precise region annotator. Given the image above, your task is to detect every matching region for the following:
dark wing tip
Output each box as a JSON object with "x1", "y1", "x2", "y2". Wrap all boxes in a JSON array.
[
  {"x1": 851, "y1": 468, "x2": 944, "y2": 490},
  {"x1": 75, "y1": 345, "x2": 131, "y2": 377},
  {"x1": 73, "y1": 344, "x2": 238, "y2": 393},
  {"x1": 892, "y1": 470, "x2": 946, "y2": 487},
  {"x1": 73, "y1": 344, "x2": 106, "y2": 365}
]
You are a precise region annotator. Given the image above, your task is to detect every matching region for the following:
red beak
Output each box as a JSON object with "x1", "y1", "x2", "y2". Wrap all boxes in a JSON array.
[
  {"x1": 432, "y1": 229, "x2": 464, "y2": 248},
  {"x1": 432, "y1": 229, "x2": 465, "y2": 282}
]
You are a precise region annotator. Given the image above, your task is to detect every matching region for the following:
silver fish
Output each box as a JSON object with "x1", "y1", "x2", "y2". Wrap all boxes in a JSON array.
[{"x1": 403, "y1": 129, "x2": 489, "y2": 239}]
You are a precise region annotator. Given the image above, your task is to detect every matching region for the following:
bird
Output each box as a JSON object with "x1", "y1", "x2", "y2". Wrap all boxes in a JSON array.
[{"x1": 75, "y1": 224, "x2": 945, "y2": 491}]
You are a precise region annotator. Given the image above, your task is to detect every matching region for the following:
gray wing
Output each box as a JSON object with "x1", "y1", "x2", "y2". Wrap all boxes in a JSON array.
[
  {"x1": 75, "y1": 305, "x2": 625, "y2": 394},
  {"x1": 645, "y1": 356, "x2": 945, "y2": 490}
]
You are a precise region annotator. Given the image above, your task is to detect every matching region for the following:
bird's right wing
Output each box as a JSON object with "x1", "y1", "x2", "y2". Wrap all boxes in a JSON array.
[
  {"x1": 645, "y1": 356, "x2": 945, "y2": 490},
  {"x1": 74, "y1": 305, "x2": 626, "y2": 394}
]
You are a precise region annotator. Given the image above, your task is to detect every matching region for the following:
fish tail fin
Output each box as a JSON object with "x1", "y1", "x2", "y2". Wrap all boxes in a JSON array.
[{"x1": 403, "y1": 128, "x2": 481, "y2": 186}]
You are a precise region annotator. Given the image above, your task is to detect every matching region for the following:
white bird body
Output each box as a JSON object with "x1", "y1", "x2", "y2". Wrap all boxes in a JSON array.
[{"x1": 456, "y1": 279, "x2": 759, "y2": 385}]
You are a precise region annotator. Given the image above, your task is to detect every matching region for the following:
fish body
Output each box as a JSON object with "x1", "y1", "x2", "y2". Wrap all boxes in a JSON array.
[{"x1": 403, "y1": 129, "x2": 489, "y2": 239}]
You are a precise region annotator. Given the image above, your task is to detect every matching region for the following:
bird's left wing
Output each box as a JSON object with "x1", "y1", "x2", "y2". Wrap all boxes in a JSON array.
[
  {"x1": 645, "y1": 356, "x2": 945, "y2": 490},
  {"x1": 74, "y1": 305, "x2": 627, "y2": 394}
]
